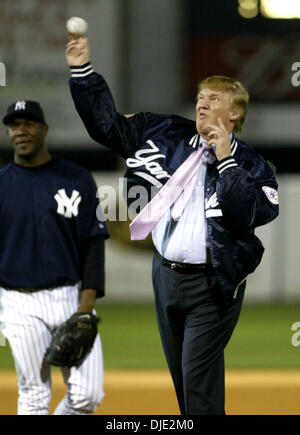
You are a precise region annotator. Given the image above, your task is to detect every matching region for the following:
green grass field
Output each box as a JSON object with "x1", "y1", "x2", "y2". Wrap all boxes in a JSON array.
[{"x1": 1, "y1": 303, "x2": 300, "y2": 370}]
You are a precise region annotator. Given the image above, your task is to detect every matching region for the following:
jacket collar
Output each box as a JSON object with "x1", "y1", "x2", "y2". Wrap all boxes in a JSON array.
[{"x1": 189, "y1": 133, "x2": 238, "y2": 157}]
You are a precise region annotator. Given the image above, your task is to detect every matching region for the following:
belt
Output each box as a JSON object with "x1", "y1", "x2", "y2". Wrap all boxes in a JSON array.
[
  {"x1": 154, "y1": 248, "x2": 213, "y2": 275},
  {"x1": 3, "y1": 280, "x2": 77, "y2": 293}
]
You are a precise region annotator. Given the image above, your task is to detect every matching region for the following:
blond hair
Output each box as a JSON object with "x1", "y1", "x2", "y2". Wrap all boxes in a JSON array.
[{"x1": 197, "y1": 75, "x2": 249, "y2": 134}]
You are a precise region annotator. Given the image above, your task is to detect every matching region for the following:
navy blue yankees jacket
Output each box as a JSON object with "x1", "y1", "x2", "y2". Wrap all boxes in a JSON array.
[{"x1": 69, "y1": 63, "x2": 279, "y2": 297}]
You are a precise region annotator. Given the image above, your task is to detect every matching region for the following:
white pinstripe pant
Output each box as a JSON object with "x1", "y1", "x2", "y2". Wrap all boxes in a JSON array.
[{"x1": 0, "y1": 284, "x2": 104, "y2": 415}]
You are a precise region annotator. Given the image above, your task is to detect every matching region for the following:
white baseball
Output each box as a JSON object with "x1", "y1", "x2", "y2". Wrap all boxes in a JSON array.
[{"x1": 66, "y1": 17, "x2": 88, "y2": 35}]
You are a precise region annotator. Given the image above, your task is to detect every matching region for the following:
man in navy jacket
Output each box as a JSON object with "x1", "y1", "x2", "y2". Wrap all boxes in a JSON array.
[{"x1": 65, "y1": 36, "x2": 279, "y2": 415}]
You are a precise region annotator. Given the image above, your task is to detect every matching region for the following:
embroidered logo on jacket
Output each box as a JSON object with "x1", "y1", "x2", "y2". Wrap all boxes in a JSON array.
[
  {"x1": 126, "y1": 140, "x2": 170, "y2": 180},
  {"x1": 54, "y1": 189, "x2": 82, "y2": 218},
  {"x1": 205, "y1": 192, "x2": 219, "y2": 209},
  {"x1": 262, "y1": 186, "x2": 279, "y2": 205},
  {"x1": 205, "y1": 192, "x2": 223, "y2": 218}
]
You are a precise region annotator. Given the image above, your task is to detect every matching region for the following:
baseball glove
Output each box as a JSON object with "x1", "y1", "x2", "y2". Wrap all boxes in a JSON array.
[{"x1": 44, "y1": 312, "x2": 99, "y2": 368}]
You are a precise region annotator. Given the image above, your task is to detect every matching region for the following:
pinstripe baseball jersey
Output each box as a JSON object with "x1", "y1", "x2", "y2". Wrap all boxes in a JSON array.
[{"x1": 0, "y1": 158, "x2": 109, "y2": 289}]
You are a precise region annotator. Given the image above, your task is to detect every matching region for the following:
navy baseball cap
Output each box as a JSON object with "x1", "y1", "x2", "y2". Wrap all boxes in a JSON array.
[{"x1": 2, "y1": 100, "x2": 47, "y2": 125}]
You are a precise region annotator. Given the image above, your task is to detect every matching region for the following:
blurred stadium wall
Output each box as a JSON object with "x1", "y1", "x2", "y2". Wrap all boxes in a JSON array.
[{"x1": 0, "y1": 0, "x2": 299, "y2": 302}]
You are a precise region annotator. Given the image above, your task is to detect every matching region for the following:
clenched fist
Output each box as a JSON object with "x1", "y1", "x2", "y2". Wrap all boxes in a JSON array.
[{"x1": 65, "y1": 36, "x2": 90, "y2": 66}]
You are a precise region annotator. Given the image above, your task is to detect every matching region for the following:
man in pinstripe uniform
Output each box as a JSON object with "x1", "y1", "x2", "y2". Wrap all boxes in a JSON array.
[{"x1": 0, "y1": 100, "x2": 109, "y2": 415}]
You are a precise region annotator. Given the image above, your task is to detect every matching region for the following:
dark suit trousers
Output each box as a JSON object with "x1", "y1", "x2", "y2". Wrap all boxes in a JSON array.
[{"x1": 152, "y1": 253, "x2": 245, "y2": 415}]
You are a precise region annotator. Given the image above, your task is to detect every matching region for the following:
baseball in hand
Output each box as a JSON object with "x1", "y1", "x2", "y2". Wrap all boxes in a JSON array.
[{"x1": 66, "y1": 17, "x2": 88, "y2": 35}]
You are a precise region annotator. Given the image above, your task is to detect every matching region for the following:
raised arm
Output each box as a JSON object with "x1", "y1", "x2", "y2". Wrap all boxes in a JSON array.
[{"x1": 65, "y1": 36, "x2": 146, "y2": 158}]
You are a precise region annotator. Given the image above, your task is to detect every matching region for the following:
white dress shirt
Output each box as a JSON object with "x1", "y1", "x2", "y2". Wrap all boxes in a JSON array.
[{"x1": 152, "y1": 135, "x2": 215, "y2": 264}]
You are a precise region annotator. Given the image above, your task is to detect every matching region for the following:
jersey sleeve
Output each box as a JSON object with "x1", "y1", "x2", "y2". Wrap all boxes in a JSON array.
[
  {"x1": 76, "y1": 170, "x2": 108, "y2": 297},
  {"x1": 76, "y1": 169, "x2": 109, "y2": 241},
  {"x1": 216, "y1": 155, "x2": 279, "y2": 232},
  {"x1": 80, "y1": 234, "x2": 105, "y2": 298},
  {"x1": 69, "y1": 63, "x2": 147, "y2": 158}
]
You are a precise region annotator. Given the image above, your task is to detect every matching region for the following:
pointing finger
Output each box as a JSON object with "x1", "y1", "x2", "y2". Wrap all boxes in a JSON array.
[
  {"x1": 217, "y1": 117, "x2": 227, "y2": 131},
  {"x1": 207, "y1": 130, "x2": 219, "y2": 137},
  {"x1": 206, "y1": 124, "x2": 222, "y2": 133}
]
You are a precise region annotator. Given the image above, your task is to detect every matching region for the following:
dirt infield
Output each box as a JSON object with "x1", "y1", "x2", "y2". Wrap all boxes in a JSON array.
[{"x1": 1, "y1": 369, "x2": 300, "y2": 415}]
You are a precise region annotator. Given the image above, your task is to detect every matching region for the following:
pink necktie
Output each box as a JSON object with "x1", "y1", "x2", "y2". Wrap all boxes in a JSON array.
[{"x1": 129, "y1": 141, "x2": 209, "y2": 240}]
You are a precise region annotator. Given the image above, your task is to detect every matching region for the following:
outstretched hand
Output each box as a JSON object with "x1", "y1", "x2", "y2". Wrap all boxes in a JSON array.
[{"x1": 65, "y1": 35, "x2": 90, "y2": 66}]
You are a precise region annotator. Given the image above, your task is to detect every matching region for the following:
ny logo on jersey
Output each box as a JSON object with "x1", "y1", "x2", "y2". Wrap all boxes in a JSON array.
[
  {"x1": 54, "y1": 189, "x2": 82, "y2": 218},
  {"x1": 15, "y1": 100, "x2": 26, "y2": 111}
]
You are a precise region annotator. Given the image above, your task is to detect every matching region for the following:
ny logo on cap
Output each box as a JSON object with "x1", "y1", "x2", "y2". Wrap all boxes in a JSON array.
[{"x1": 15, "y1": 100, "x2": 26, "y2": 111}]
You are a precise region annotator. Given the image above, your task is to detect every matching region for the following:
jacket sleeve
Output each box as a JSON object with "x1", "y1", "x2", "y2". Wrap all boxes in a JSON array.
[
  {"x1": 69, "y1": 63, "x2": 146, "y2": 158},
  {"x1": 216, "y1": 155, "x2": 279, "y2": 232}
]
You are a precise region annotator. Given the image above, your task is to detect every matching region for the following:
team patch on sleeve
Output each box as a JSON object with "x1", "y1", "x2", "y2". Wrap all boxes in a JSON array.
[{"x1": 262, "y1": 186, "x2": 279, "y2": 205}]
